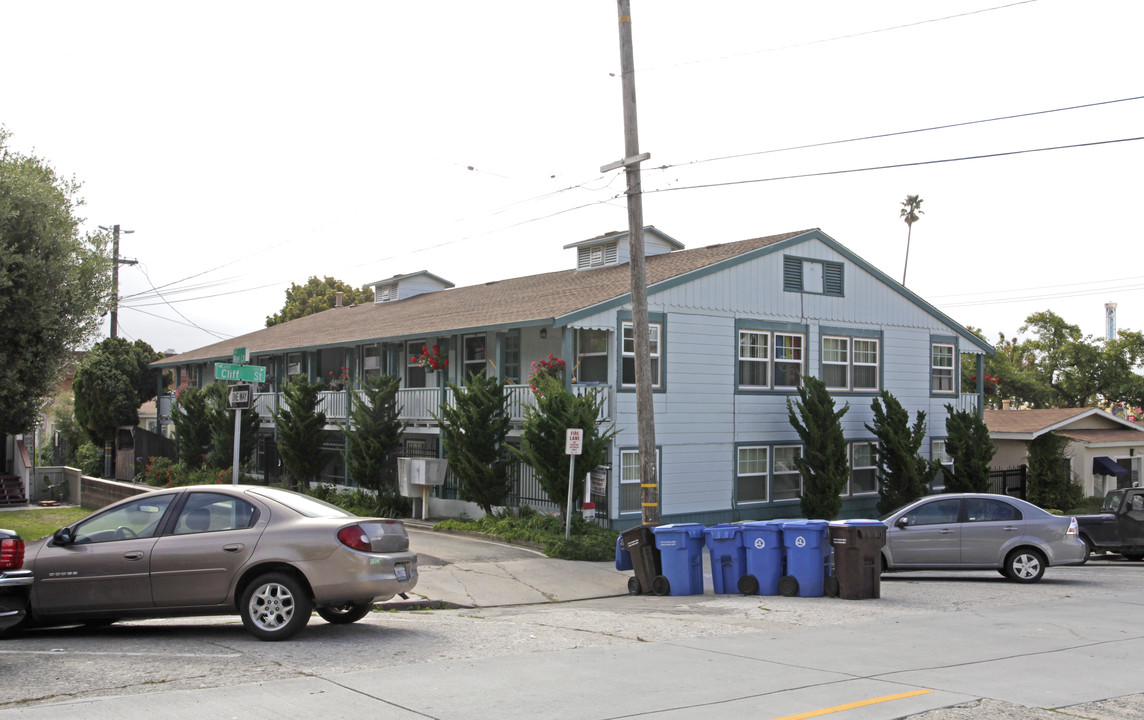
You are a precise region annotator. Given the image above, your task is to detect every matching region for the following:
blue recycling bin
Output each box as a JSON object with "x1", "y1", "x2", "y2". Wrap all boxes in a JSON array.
[
  {"x1": 651, "y1": 523, "x2": 706, "y2": 596},
  {"x1": 703, "y1": 524, "x2": 746, "y2": 594},
  {"x1": 780, "y1": 520, "x2": 832, "y2": 597},
  {"x1": 615, "y1": 535, "x2": 634, "y2": 571},
  {"x1": 739, "y1": 521, "x2": 786, "y2": 595}
]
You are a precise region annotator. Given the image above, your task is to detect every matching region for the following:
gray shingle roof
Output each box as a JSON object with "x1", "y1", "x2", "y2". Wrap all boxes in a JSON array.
[{"x1": 155, "y1": 229, "x2": 810, "y2": 367}]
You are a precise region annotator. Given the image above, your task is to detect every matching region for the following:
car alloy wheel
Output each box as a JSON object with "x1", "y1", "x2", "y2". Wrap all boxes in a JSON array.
[
  {"x1": 240, "y1": 572, "x2": 312, "y2": 641},
  {"x1": 1005, "y1": 549, "x2": 1046, "y2": 583}
]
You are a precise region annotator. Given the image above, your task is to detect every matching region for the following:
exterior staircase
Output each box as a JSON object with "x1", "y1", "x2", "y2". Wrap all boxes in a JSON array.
[{"x1": 0, "y1": 476, "x2": 26, "y2": 505}]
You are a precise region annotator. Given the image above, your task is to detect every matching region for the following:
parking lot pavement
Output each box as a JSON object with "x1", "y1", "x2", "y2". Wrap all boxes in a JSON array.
[{"x1": 3, "y1": 559, "x2": 1144, "y2": 719}]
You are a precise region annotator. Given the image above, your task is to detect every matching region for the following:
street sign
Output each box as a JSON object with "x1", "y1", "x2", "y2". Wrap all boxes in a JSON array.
[
  {"x1": 565, "y1": 428, "x2": 583, "y2": 455},
  {"x1": 226, "y1": 383, "x2": 253, "y2": 410},
  {"x1": 232, "y1": 347, "x2": 247, "y2": 365},
  {"x1": 215, "y1": 362, "x2": 266, "y2": 383}
]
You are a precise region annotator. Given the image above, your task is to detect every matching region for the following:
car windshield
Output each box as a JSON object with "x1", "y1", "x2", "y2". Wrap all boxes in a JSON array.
[
  {"x1": 1102, "y1": 490, "x2": 1124, "y2": 513},
  {"x1": 246, "y1": 487, "x2": 354, "y2": 518}
]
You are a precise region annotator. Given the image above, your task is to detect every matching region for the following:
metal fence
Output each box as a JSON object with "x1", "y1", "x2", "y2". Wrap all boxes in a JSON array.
[{"x1": 988, "y1": 465, "x2": 1027, "y2": 498}]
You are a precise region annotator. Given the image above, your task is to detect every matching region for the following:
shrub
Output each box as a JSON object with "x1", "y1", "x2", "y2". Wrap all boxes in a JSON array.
[{"x1": 434, "y1": 506, "x2": 618, "y2": 561}]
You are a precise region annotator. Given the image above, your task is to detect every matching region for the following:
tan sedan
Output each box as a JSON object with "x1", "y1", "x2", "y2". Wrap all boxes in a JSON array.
[{"x1": 9, "y1": 485, "x2": 417, "y2": 641}]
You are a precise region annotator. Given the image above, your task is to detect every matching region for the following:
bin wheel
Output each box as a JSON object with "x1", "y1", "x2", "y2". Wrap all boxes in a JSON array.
[
  {"x1": 651, "y1": 575, "x2": 671, "y2": 596},
  {"x1": 738, "y1": 574, "x2": 759, "y2": 595},
  {"x1": 627, "y1": 576, "x2": 642, "y2": 595},
  {"x1": 777, "y1": 575, "x2": 799, "y2": 597},
  {"x1": 824, "y1": 576, "x2": 840, "y2": 598}
]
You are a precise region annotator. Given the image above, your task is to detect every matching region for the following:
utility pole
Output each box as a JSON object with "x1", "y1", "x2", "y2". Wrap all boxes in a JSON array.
[
  {"x1": 609, "y1": 0, "x2": 659, "y2": 525},
  {"x1": 99, "y1": 223, "x2": 137, "y2": 338},
  {"x1": 97, "y1": 223, "x2": 136, "y2": 479}
]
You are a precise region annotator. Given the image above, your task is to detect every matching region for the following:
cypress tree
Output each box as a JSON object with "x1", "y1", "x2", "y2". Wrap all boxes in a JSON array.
[
  {"x1": 339, "y1": 374, "x2": 406, "y2": 493},
  {"x1": 171, "y1": 384, "x2": 211, "y2": 469},
  {"x1": 787, "y1": 375, "x2": 850, "y2": 520},
  {"x1": 273, "y1": 376, "x2": 329, "y2": 489},
  {"x1": 435, "y1": 372, "x2": 513, "y2": 514},
  {"x1": 866, "y1": 391, "x2": 933, "y2": 515},
  {"x1": 940, "y1": 404, "x2": 996, "y2": 493}
]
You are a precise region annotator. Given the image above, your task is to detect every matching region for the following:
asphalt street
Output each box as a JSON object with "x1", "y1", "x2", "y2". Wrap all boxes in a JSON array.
[{"x1": 1, "y1": 529, "x2": 1142, "y2": 719}]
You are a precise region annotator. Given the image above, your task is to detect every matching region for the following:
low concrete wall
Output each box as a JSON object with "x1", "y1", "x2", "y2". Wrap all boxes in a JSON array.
[
  {"x1": 79, "y1": 476, "x2": 151, "y2": 510},
  {"x1": 32, "y1": 467, "x2": 83, "y2": 504}
]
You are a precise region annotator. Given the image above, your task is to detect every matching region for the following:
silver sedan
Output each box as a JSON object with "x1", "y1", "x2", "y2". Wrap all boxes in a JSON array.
[
  {"x1": 7, "y1": 485, "x2": 418, "y2": 641},
  {"x1": 880, "y1": 493, "x2": 1087, "y2": 582}
]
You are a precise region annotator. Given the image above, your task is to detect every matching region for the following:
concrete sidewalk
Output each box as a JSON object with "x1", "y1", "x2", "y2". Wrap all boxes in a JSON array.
[{"x1": 386, "y1": 521, "x2": 633, "y2": 608}]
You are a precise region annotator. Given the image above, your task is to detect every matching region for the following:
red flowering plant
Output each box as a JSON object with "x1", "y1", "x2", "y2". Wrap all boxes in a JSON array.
[
  {"x1": 969, "y1": 375, "x2": 1001, "y2": 394},
  {"x1": 413, "y1": 344, "x2": 448, "y2": 371},
  {"x1": 528, "y1": 354, "x2": 566, "y2": 396},
  {"x1": 325, "y1": 366, "x2": 350, "y2": 390}
]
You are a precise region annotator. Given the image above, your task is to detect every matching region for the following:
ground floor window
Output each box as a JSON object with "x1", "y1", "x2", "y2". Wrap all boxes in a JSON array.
[
  {"x1": 772, "y1": 445, "x2": 803, "y2": 501},
  {"x1": 619, "y1": 447, "x2": 659, "y2": 514},
  {"x1": 849, "y1": 442, "x2": 878, "y2": 495},
  {"x1": 931, "y1": 439, "x2": 952, "y2": 491},
  {"x1": 736, "y1": 446, "x2": 769, "y2": 504}
]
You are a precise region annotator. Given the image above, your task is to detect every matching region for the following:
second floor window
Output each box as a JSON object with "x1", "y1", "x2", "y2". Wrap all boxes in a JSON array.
[
  {"x1": 932, "y1": 343, "x2": 955, "y2": 393},
  {"x1": 738, "y1": 330, "x2": 804, "y2": 390},
  {"x1": 621, "y1": 321, "x2": 661, "y2": 388},
  {"x1": 823, "y1": 335, "x2": 879, "y2": 392},
  {"x1": 576, "y1": 329, "x2": 608, "y2": 384},
  {"x1": 463, "y1": 335, "x2": 487, "y2": 379}
]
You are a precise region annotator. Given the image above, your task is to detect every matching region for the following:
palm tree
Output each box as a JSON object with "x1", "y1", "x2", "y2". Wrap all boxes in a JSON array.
[{"x1": 900, "y1": 194, "x2": 924, "y2": 286}]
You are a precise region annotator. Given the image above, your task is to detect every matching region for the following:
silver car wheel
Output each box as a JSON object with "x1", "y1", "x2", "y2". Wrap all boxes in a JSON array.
[
  {"x1": 249, "y1": 581, "x2": 296, "y2": 632},
  {"x1": 1005, "y1": 549, "x2": 1046, "y2": 583}
]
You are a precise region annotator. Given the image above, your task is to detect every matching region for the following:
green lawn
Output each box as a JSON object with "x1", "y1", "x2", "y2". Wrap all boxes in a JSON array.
[{"x1": 0, "y1": 506, "x2": 91, "y2": 542}]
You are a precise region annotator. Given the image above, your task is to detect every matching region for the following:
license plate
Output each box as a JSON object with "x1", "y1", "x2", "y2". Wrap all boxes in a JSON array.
[{"x1": 395, "y1": 563, "x2": 408, "y2": 581}]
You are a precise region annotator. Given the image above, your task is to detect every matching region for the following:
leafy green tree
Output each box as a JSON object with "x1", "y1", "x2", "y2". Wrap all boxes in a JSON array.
[
  {"x1": 204, "y1": 382, "x2": 260, "y2": 470},
  {"x1": 0, "y1": 129, "x2": 112, "y2": 435},
  {"x1": 272, "y1": 376, "x2": 329, "y2": 489},
  {"x1": 436, "y1": 372, "x2": 513, "y2": 515},
  {"x1": 787, "y1": 375, "x2": 849, "y2": 520},
  {"x1": 73, "y1": 338, "x2": 165, "y2": 446},
  {"x1": 511, "y1": 375, "x2": 616, "y2": 523},
  {"x1": 1026, "y1": 432, "x2": 1083, "y2": 512},
  {"x1": 965, "y1": 312, "x2": 1144, "y2": 409},
  {"x1": 265, "y1": 276, "x2": 374, "y2": 327},
  {"x1": 866, "y1": 391, "x2": 933, "y2": 515},
  {"x1": 899, "y1": 194, "x2": 924, "y2": 285},
  {"x1": 339, "y1": 374, "x2": 406, "y2": 492},
  {"x1": 170, "y1": 384, "x2": 212, "y2": 469},
  {"x1": 939, "y1": 404, "x2": 996, "y2": 493}
]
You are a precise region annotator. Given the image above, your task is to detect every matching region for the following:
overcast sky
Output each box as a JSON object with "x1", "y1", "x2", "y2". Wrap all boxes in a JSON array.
[{"x1": 3, "y1": 0, "x2": 1141, "y2": 355}]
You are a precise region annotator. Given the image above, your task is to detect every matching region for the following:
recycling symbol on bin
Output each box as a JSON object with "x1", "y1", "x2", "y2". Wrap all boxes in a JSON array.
[
  {"x1": 754, "y1": 538, "x2": 766, "y2": 549},
  {"x1": 795, "y1": 536, "x2": 807, "y2": 548}
]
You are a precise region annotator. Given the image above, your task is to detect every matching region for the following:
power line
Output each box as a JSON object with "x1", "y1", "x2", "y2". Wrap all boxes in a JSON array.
[
  {"x1": 128, "y1": 265, "x2": 230, "y2": 340},
  {"x1": 936, "y1": 282, "x2": 1144, "y2": 309},
  {"x1": 644, "y1": 136, "x2": 1144, "y2": 195},
  {"x1": 928, "y1": 273, "x2": 1144, "y2": 300},
  {"x1": 653, "y1": 94, "x2": 1144, "y2": 171},
  {"x1": 121, "y1": 280, "x2": 283, "y2": 308},
  {"x1": 126, "y1": 305, "x2": 234, "y2": 338}
]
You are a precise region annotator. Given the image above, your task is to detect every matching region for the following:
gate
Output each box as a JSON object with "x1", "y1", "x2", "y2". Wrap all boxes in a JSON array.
[{"x1": 988, "y1": 465, "x2": 1027, "y2": 499}]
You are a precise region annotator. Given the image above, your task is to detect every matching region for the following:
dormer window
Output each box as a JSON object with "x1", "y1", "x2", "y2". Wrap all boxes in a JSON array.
[
  {"x1": 578, "y1": 242, "x2": 618, "y2": 269},
  {"x1": 377, "y1": 284, "x2": 398, "y2": 302}
]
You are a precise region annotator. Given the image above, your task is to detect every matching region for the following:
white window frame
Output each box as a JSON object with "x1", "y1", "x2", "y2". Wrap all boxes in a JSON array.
[
  {"x1": 773, "y1": 333, "x2": 804, "y2": 390},
  {"x1": 738, "y1": 330, "x2": 770, "y2": 389},
  {"x1": 736, "y1": 446, "x2": 769, "y2": 505},
  {"x1": 853, "y1": 338, "x2": 880, "y2": 391},
  {"x1": 619, "y1": 448, "x2": 659, "y2": 515},
  {"x1": 931, "y1": 343, "x2": 955, "y2": 394},
  {"x1": 621, "y1": 321, "x2": 661, "y2": 388},
  {"x1": 772, "y1": 445, "x2": 803, "y2": 501},
  {"x1": 848, "y1": 442, "x2": 879, "y2": 496},
  {"x1": 822, "y1": 336, "x2": 849, "y2": 390},
  {"x1": 931, "y1": 439, "x2": 953, "y2": 491}
]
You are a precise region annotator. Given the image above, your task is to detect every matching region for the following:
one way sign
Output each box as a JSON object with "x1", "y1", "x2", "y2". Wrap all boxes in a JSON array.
[{"x1": 226, "y1": 384, "x2": 253, "y2": 410}]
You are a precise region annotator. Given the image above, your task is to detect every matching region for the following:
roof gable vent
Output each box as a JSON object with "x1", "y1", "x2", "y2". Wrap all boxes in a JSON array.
[{"x1": 369, "y1": 271, "x2": 455, "y2": 304}]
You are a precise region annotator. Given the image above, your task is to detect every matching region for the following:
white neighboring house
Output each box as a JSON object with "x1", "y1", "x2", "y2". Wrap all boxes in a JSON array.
[
  {"x1": 985, "y1": 408, "x2": 1144, "y2": 497},
  {"x1": 154, "y1": 227, "x2": 992, "y2": 526}
]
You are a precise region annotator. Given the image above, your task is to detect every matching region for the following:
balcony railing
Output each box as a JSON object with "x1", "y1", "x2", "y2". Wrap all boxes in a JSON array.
[
  {"x1": 241, "y1": 384, "x2": 609, "y2": 427},
  {"x1": 957, "y1": 392, "x2": 980, "y2": 415}
]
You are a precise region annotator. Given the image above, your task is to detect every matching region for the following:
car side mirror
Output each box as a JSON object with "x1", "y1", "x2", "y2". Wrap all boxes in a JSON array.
[
  {"x1": 53, "y1": 527, "x2": 74, "y2": 546},
  {"x1": 895, "y1": 517, "x2": 909, "y2": 529}
]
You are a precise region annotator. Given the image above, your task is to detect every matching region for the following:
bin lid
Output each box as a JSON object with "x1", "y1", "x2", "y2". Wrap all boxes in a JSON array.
[
  {"x1": 703, "y1": 524, "x2": 743, "y2": 541},
  {"x1": 652, "y1": 523, "x2": 706, "y2": 538},
  {"x1": 782, "y1": 519, "x2": 829, "y2": 529},
  {"x1": 829, "y1": 519, "x2": 886, "y2": 527}
]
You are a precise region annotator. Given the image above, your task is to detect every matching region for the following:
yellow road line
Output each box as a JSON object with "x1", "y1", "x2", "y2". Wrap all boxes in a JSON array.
[{"x1": 767, "y1": 689, "x2": 933, "y2": 720}]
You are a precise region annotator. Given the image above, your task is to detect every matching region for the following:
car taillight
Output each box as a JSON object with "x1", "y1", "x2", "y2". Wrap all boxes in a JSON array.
[
  {"x1": 0, "y1": 538, "x2": 24, "y2": 570},
  {"x1": 337, "y1": 525, "x2": 372, "y2": 552},
  {"x1": 1066, "y1": 517, "x2": 1079, "y2": 536}
]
